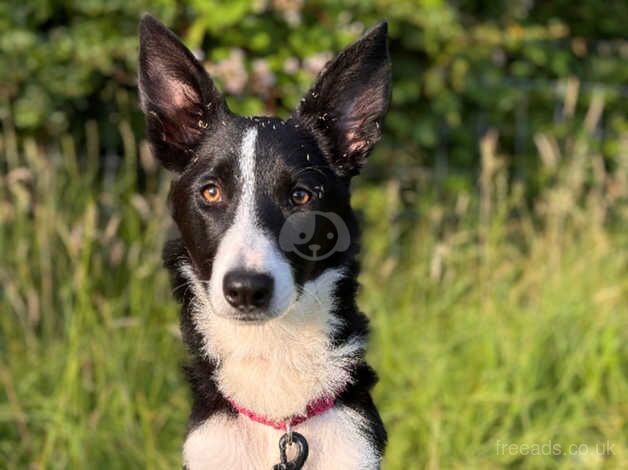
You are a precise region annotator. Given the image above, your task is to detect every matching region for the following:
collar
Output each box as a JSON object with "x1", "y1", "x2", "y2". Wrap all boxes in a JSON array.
[{"x1": 227, "y1": 395, "x2": 337, "y2": 431}]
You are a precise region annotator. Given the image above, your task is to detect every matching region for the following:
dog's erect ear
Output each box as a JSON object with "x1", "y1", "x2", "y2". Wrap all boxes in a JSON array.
[
  {"x1": 138, "y1": 14, "x2": 227, "y2": 172},
  {"x1": 295, "y1": 22, "x2": 391, "y2": 177}
]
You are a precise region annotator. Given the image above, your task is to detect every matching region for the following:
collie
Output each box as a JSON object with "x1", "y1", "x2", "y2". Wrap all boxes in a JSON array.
[{"x1": 138, "y1": 14, "x2": 391, "y2": 468}]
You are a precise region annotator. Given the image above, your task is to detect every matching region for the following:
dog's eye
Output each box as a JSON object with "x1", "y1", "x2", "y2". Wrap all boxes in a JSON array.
[
  {"x1": 290, "y1": 188, "x2": 312, "y2": 206},
  {"x1": 201, "y1": 183, "x2": 223, "y2": 204}
]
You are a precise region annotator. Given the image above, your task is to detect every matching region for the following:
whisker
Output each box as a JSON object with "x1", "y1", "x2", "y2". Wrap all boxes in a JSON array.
[
  {"x1": 298, "y1": 284, "x2": 326, "y2": 311},
  {"x1": 172, "y1": 280, "x2": 192, "y2": 296}
]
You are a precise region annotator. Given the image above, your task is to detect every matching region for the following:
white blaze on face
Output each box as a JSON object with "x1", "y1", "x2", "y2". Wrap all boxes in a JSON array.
[{"x1": 208, "y1": 127, "x2": 296, "y2": 319}]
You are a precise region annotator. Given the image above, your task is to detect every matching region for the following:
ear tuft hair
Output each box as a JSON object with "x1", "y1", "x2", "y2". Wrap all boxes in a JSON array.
[
  {"x1": 295, "y1": 22, "x2": 391, "y2": 177},
  {"x1": 138, "y1": 14, "x2": 227, "y2": 172}
]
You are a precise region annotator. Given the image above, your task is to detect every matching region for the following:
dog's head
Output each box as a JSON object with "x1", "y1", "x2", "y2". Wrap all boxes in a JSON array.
[{"x1": 138, "y1": 14, "x2": 391, "y2": 323}]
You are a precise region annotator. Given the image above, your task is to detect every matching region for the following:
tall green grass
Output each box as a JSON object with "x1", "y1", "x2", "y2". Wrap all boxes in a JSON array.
[{"x1": 1, "y1": 109, "x2": 627, "y2": 468}]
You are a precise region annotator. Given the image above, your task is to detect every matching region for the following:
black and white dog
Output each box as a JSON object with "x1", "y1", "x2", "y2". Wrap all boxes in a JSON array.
[{"x1": 138, "y1": 14, "x2": 391, "y2": 469}]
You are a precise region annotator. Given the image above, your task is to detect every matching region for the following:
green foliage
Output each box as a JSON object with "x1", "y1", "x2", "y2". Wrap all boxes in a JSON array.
[{"x1": 1, "y1": 0, "x2": 627, "y2": 181}]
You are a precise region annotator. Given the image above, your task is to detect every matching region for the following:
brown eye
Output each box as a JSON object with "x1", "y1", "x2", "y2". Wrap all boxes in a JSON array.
[
  {"x1": 290, "y1": 188, "x2": 312, "y2": 206},
  {"x1": 201, "y1": 183, "x2": 222, "y2": 204}
]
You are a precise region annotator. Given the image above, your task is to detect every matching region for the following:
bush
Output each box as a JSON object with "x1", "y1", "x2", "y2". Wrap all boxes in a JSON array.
[{"x1": 1, "y1": 0, "x2": 627, "y2": 185}]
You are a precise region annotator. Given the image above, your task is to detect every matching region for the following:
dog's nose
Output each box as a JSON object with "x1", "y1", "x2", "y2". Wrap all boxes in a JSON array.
[{"x1": 223, "y1": 270, "x2": 274, "y2": 312}]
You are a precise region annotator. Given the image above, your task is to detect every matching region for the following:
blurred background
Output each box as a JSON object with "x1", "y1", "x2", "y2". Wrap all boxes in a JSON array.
[{"x1": 1, "y1": 1, "x2": 627, "y2": 468}]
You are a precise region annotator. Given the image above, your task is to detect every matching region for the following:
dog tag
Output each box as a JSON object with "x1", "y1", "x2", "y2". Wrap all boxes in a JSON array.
[{"x1": 272, "y1": 432, "x2": 308, "y2": 470}]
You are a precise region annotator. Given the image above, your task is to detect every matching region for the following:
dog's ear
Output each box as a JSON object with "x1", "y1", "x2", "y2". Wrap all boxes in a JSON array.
[
  {"x1": 138, "y1": 14, "x2": 227, "y2": 172},
  {"x1": 295, "y1": 22, "x2": 391, "y2": 177}
]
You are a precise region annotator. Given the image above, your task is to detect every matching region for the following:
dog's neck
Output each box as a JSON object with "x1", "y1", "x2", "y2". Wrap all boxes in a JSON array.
[{"x1": 183, "y1": 265, "x2": 365, "y2": 420}]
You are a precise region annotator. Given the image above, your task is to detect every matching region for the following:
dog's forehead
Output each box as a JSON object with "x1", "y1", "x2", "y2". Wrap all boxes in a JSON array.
[
  {"x1": 244, "y1": 117, "x2": 324, "y2": 168},
  {"x1": 192, "y1": 116, "x2": 328, "y2": 179}
]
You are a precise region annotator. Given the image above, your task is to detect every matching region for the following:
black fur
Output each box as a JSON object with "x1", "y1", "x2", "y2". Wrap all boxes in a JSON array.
[
  {"x1": 296, "y1": 22, "x2": 391, "y2": 177},
  {"x1": 139, "y1": 12, "x2": 391, "y2": 463},
  {"x1": 138, "y1": 14, "x2": 229, "y2": 172}
]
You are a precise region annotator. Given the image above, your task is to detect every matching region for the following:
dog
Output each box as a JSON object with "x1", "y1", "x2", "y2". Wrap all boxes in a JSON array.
[{"x1": 138, "y1": 13, "x2": 391, "y2": 469}]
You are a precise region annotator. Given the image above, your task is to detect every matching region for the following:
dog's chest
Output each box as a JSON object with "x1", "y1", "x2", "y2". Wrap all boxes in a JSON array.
[{"x1": 183, "y1": 405, "x2": 380, "y2": 469}]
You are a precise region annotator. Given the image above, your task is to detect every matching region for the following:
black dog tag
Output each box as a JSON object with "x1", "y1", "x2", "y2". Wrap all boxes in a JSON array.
[{"x1": 272, "y1": 432, "x2": 309, "y2": 470}]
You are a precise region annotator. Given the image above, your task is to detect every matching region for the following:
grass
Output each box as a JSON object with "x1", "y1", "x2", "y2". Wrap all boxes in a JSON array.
[{"x1": 1, "y1": 112, "x2": 627, "y2": 469}]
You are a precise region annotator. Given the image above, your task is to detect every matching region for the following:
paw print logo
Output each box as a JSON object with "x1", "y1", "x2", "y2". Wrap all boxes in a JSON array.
[{"x1": 278, "y1": 211, "x2": 351, "y2": 261}]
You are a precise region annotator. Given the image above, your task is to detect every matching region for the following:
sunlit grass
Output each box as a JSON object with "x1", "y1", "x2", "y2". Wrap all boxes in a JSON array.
[{"x1": 1, "y1": 113, "x2": 626, "y2": 468}]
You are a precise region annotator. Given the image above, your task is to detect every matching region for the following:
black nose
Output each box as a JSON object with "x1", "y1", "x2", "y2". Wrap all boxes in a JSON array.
[{"x1": 223, "y1": 270, "x2": 274, "y2": 313}]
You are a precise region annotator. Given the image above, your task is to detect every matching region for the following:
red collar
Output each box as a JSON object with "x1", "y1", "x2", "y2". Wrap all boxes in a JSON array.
[{"x1": 227, "y1": 395, "x2": 337, "y2": 430}]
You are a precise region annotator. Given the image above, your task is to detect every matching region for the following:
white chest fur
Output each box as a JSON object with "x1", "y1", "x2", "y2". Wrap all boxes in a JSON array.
[
  {"x1": 183, "y1": 405, "x2": 380, "y2": 469},
  {"x1": 185, "y1": 267, "x2": 365, "y2": 420},
  {"x1": 181, "y1": 257, "x2": 377, "y2": 468}
]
